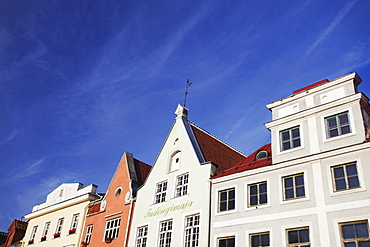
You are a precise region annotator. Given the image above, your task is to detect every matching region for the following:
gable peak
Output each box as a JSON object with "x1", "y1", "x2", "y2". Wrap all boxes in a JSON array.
[{"x1": 174, "y1": 104, "x2": 188, "y2": 119}]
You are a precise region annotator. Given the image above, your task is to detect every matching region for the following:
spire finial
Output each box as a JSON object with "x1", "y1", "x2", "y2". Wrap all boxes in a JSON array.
[{"x1": 183, "y1": 79, "x2": 192, "y2": 107}]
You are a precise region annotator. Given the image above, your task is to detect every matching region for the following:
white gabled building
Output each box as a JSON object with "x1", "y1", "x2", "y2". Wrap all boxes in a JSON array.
[
  {"x1": 128, "y1": 105, "x2": 245, "y2": 247},
  {"x1": 23, "y1": 183, "x2": 101, "y2": 247},
  {"x1": 210, "y1": 72, "x2": 370, "y2": 247}
]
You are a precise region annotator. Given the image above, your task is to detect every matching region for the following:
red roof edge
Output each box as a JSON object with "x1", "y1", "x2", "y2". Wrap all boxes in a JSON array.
[
  {"x1": 293, "y1": 79, "x2": 329, "y2": 94},
  {"x1": 365, "y1": 134, "x2": 370, "y2": 142}
]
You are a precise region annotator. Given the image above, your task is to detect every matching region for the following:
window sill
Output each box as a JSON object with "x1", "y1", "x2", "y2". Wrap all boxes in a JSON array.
[
  {"x1": 245, "y1": 204, "x2": 270, "y2": 212},
  {"x1": 280, "y1": 196, "x2": 309, "y2": 205},
  {"x1": 215, "y1": 209, "x2": 237, "y2": 216},
  {"x1": 277, "y1": 145, "x2": 305, "y2": 155},
  {"x1": 323, "y1": 132, "x2": 355, "y2": 143},
  {"x1": 330, "y1": 187, "x2": 366, "y2": 197}
]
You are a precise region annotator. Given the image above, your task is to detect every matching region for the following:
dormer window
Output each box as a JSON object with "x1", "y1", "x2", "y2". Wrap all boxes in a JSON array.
[
  {"x1": 256, "y1": 150, "x2": 268, "y2": 160},
  {"x1": 169, "y1": 151, "x2": 181, "y2": 172}
]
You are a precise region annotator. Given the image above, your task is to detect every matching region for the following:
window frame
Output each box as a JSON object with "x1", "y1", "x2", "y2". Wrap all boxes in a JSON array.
[
  {"x1": 325, "y1": 111, "x2": 351, "y2": 138},
  {"x1": 217, "y1": 236, "x2": 235, "y2": 247},
  {"x1": 286, "y1": 226, "x2": 310, "y2": 247},
  {"x1": 70, "y1": 213, "x2": 79, "y2": 230},
  {"x1": 282, "y1": 173, "x2": 306, "y2": 201},
  {"x1": 249, "y1": 231, "x2": 270, "y2": 247},
  {"x1": 158, "y1": 219, "x2": 173, "y2": 247},
  {"x1": 175, "y1": 173, "x2": 189, "y2": 197},
  {"x1": 42, "y1": 221, "x2": 50, "y2": 240},
  {"x1": 136, "y1": 225, "x2": 148, "y2": 247},
  {"x1": 280, "y1": 126, "x2": 301, "y2": 151},
  {"x1": 154, "y1": 180, "x2": 168, "y2": 204},
  {"x1": 331, "y1": 162, "x2": 360, "y2": 192},
  {"x1": 340, "y1": 220, "x2": 370, "y2": 247},
  {"x1": 84, "y1": 225, "x2": 93, "y2": 244},
  {"x1": 55, "y1": 217, "x2": 64, "y2": 234},
  {"x1": 184, "y1": 214, "x2": 200, "y2": 247},
  {"x1": 29, "y1": 225, "x2": 38, "y2": 242},
  {"x1": 248, "y1": 181, "x2": 268, "y2": 207},
  {"x1": 218, "y1": 187, "x2": 236, "y2": 213},
  {"x1": 169, "y1": 151, "x2": 181, "y2": 173},
  {"x1": 104, "y1": 217, "x2": 121, "y2": 241}
]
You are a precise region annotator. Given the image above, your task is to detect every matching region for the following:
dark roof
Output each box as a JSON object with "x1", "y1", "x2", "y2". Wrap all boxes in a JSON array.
[
  {"x1": 190, "y1": 123, "x2": 246, "y2": 175},
  {"x1": 212, "y1": 144, "x2": 272, "y2": 179},
  {"x1": 133, "y1": 158, "x2": 151, "y2": 184}
]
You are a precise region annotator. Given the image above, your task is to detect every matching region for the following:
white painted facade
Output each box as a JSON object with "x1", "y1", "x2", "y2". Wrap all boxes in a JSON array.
[
  {"x1": 23, "y1": 183, "x2": 100, "y2": 247},
  {"x1": 211, "y1": 73, "x2": 370, "y2": 246},
  {"x1": 128, "y1": 105, "x2": 244, "y2": 247}
]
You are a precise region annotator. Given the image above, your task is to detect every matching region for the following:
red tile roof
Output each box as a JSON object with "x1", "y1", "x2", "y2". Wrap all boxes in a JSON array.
[
  {"x1": 134, "y1": 159, "x2": 151, "y2": 184},
  {"x1": 87, "y1": 202, "x2": 102, "y2": 215},
  {"x1": 293, "y1": 79, "x2": 329, "y2": 94},
  {"x1": 212, "y1": 144, "x2": 272, "y2": 179},
  {"x1": 190, "y1": 123, "x2": 246, "y2": 175}
]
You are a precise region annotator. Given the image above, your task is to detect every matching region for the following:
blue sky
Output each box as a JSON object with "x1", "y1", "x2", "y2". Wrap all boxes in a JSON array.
[{"x1": 1, "y1": 0, "x2": 370, "y2": 231}]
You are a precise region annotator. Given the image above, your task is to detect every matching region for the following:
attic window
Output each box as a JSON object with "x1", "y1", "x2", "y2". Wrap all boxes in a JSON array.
[
  {"x1": 169, "y1": 151, "x2": 181, "y2": 172},
  {"x1": 115, "y1": 187, "x2": 122, "y2": 197},
  {"x1": 256, "y1": 150, "x2": 268, "y2": 160}
]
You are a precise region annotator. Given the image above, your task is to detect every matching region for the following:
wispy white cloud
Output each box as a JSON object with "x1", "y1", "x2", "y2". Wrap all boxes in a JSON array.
[
  {"x1": 0, "y1": 131, "x2": 17, "y2": 145},
  {"x1": 306, "y1": 0, "x2": 357, "y2": 56},
  {"x1": 14, "y1": 158, "x2": 45, "y2": 179}
]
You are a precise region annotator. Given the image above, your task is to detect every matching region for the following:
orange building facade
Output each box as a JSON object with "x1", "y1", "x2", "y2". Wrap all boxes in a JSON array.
[{"x1": 80, "y1": 152, "x2": 150, "y2": 247}]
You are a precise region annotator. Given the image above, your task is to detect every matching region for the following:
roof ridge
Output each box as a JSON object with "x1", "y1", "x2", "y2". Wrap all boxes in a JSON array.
[{"x1": 189, "y1": 121, "x2": 246, "y2": 157}]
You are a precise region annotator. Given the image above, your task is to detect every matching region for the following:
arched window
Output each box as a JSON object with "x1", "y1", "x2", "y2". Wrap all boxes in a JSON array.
[
  {"x1": 169, "y1": 151, "x2": 181, "y2": 172},
  {"x1": 256, "y1": 150, "x2": 268, "y2": 160},
  {"x1": 115, "y1": 187, "x2": 122, "y2": 197}
]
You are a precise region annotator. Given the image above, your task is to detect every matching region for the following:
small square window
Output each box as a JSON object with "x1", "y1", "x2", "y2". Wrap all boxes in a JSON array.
[
  {"x1": 340, "y1": 221, "x2": 370, "y2": 246},
  {"x1": 154, "y1": 181, "x2": 168, "y2": 204},
  {"x1": 218, "y1": 188, "x2": 235, "y2": 212},
  {"x1": 287, "y1": 227, "x2": 310, "y2": 246},
  {"x1": 175, "y1": 173, "x2": 189, "y2": 197},
  {"x1": 280, "y1": 126, "x2": 301, "y2": 151},
  {"x1": 325, "y1": 111, "x2": 351, "y2": 138},
  {"x1": 136, "y1": 225, "x2": 148, "y2": 247},
  {"x1": 248, "y1": 181, "x2": 267, "y2": 207},
  {"x1": 218, "y1": 236, "x2": 235, "y2": 247},
  {"x1": 332, "y1": 162, "x2": 360, "y2": 191},
  {"x1": 283, "y1": 173, "x2": 305, "y2": 200},
  {"x1": 250, "y1": 232, "x2": 269, "y2": 247}
]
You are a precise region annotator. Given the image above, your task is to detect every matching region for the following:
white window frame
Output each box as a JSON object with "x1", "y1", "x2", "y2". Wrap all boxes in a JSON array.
[
  {"x1": 136, "y1": 225, "x2": 148, "y2": 247},
  {"x1": 84, "y1": 225, "x2": 93, "y2": 244},
  {"x1": 249, "y1": 231, "x2": 270, "y2": 247},
  {"x1": 217, "y1": 187, "x2": 236, "y2": 213},
  {"x1": 339, "y1": 220, "x2": 370, "y2": 247},
  {"x1": 246, "y1": 227, "x2": 272, "y2": 247},
  {"x1": 217, "y1": 235, "x2": 236, "y2": 247},
  {"x1": 248, "y1": 181, "x2": 268, "y2": 208},
  {"x1": 158, "y1": 219, "x2": 173, "y2": 247},
  {"x1": 42, "y1": 221, "x2": 50, "y2": 240},
  {"x1": 29, "y1": 225, "x2": 38, "y2": 243},
  {"x1": 279, "y1": 170, "x2": 309, "y2": 205},
  {"x1": 280, "y1": 126, "x2": 301, "y2": 151},
  {"x1": 184, "y1": 214, "x2": 200, "y2": 247},
  {"x1": 321, "y1": 108, "x2": 356, "y2": 143},
  {"x1": 104, "y1": 218, "x2": 121, "y2": 240},
  {"x1": 175, "y1": 173, "x2": 189, "y2": 197},
  {"x1": 325, "y1": 111, "x2": 351, "y2": 138},
  {"x1": 331, "y1": 162, "x2": 360, "y2": 192},
  {"x1": 70, "y1": 213, "x2": 79, "y2": 230},
  {"x1": 169, "y1": 151, "x2": 181, "y2": 173},
  {"x1": 154, "y1": 180, "x2": 168, "y2": 204},
  {"x1": 55, "y1": 217, "x2": 64, "y2": 234},
  {"x1": 333, "y1": 216, "x2": 370, "y2": 247},
  {"x1": 282, "y1": 173, "x2": 305, "y2": 201},
  {"x1": 286, "y1": 226, "x2": 310, "y2": 247}
]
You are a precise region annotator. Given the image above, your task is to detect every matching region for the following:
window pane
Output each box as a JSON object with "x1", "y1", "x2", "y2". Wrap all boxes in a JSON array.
[
  {"x1": 335, "y1": 179, "x2": 347, "y2": 190},
  {"x1": 296, "y1": 186, "x2": 305, "y2": 197},
  {"x1": 283, "y1": 142, "x2": 291, "y2": 150},
  {"x1": 259, "y1": 183, "x2": 267, "y2": 193},
  {"x1": 284, "y1": 177, "x2": 293, "y2": 188},
  {"x1": 334, "y1": 167, "x2": 345, "y2": 178},
  {"x1": 285, "y1": 188, "x2": 294, "y2": 199},
  {"x1": 339, "y1": 114, "x2": 349, "y2": 124},
  {"x1": 250, "y1": 195, "x2": 258, "y2": 206},
  {"x1": 229, "y1": 190, "x2": 235, "y2": 199},
  {"x1": 355, "y1": 223, "x2": 369, "y2": 238},
  {"x1": 299, "y1": 229, "x2": 309, "y2": 242},
  {"x1": 282, "y1": 131, "x2": 290, "y2": 141},
  {"x1": 220, "y1": 192, "x2": 227, "y2": 201},
  {"x1": 220, "y1": 202, "x2": 227, "y2": 211},
  {"x1": 327, "y1": 118, "x2": 337, "y2": 128},
  {"x1": 295, "y1": 175, "x2": 304, "y2": 186},
  {"x1": 344, "y1": 243, "x2": 356, "y2": 247},
  {"x1": 330, "y1": 129, "x2": 339, "y2": 137},
  {"x1": 293, "y1": 139, "x2": 301, "y2": 148},
  {"x1": 359, "y1": 241, "x2": 370, "y2": 247},
  {"x1": 260, "y1": 194, "x2": 267, "y2": 204},
  {"x1": 251, "y1": 235, "x2": 259, "y2": 247},
  {"x1": 348, "y1": 176, "x2": 360, "y2": 188},
  {"x1": 341, "y1": 125, "x2": 351, "y2": 134},
  {"x1": 288, "y1": 230, "x2": 298, "y2": 243},
  {"x1": 250, "y1": 185, "x2": 258, "y2": 195},
  {"x1": 292, "y1": 128, "x2": 300, "y2": 138},
  {"x1": 261, "y1": 234, "x2": 269, "y2": 245},
  {"x1": 346, "y1": 164, "x2": 357, "y2": 176},
  {"x1": 228, "y1": 200, "x2": 235, "y2": 210},
  {"x1": 342, "y1": 224, "x2": 356, "y2": 239}
]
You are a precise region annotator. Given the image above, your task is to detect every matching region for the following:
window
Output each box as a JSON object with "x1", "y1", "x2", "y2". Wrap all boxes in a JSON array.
[
  {"x1": 176, "y1": 173, "x2": 189, "y2": 197},
  {"x1": 218, "y1": 236, "x2": 235, "y2": 247},
  {"x1": 70, "y1": 213, "x2": 79, "y2": 230},
  {"x1": 332, "y1": 162, "x2": 360, "y2": 191},
  {"x1": 84, "y1": 225, "x2": 93, "y2": 244},
  {"x1": 283, "y1": 173, "x2": 305, "y2": 200},
  {"x1": 55, "y1": 218, "x2": 64, "y2": 234},
  {"x1": 158, "y1": 220, "x2": 173, "y2": 247},
  {"x1": 115, "y1": 187, "x2": 122, "y2": 197},
  {"x1": 41, "y1": 222, "x2": 50, "y2": 241},
  {"x1": 104, "y1": 218, "x2": 121, "y2": 240},
  {"x1": 29, "y1": 225, "x2": 38, "y2": 244},
  {"x1": 170, "y1": 151, "x2": 181, "y2": 172},
  {"x1": 136, "y1": 226, "x2": 148, "y2": 247},
  {"x1": 280, "y1": 126, "x2": 301, "y2": 151},
  {"x1": 184, "y1": 214, "x2": 200, "y2": 247},
  {"x1": 250, "y1": 232, "x2": 269, "y2": 247},
  {"x1": 155, "y1": 181, "x2": 168, "y2": 204},
  {"x1": 325, "y1": 111, "x2": 351, "y2": 138},
  {"x1": 287, "y1": 227, "x2": 310, "y2": 246},
  {"x1": 340, "y1": 221, "x2": 370, "y2": 246},
  {"x1": 248, "y1": 181, "x2": 267, "y2": 207},
  {"x1": 218, "y1": 188, "x2": 235, "y2": 212},
  {"x1": 256, "y1": 150, "x2": 268, "y2": 160}
]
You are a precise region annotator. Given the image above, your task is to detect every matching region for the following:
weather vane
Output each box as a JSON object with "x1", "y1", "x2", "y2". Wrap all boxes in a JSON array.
[{"x1": 183, "y1": 79, "x2": 192, "y2": 107}]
